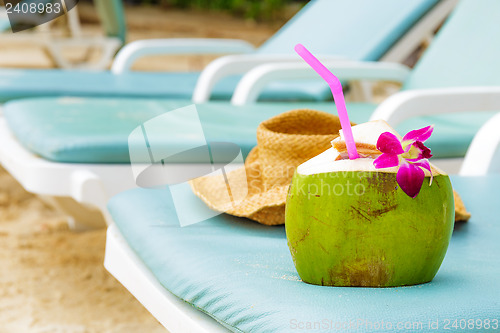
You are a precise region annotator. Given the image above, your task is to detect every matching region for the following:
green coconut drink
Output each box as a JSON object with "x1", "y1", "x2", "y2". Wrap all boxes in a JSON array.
[
  {"x1": 285, "y1": 120, "x2": 455, "y2": 287},
  {"x1": 288, "y1": 44, "x2": 455, "y2": 287}
]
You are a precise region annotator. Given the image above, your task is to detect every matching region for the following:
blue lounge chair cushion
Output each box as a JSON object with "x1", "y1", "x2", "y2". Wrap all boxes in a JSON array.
[
  {"x1": 257, "y1": 0, "x2": 439, "y2": 61},
  {"x1": 0, "y1": 70, "x2": 200, "y2": 102},
  {"x1": 0, "y1": 69, "x2": 333, "y2": 103},
  {"x1": 107, "y1": 175, "x2": 500, "y2": 333},
  {"x1": 403, "y1": 0, "x2": 500, "y2": 90},
  {"x1": 3, "y1": 97, "x2": 497, "y2": 163}
]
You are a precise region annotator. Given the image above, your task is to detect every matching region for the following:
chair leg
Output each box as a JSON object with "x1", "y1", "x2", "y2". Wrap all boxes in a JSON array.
[{"x1": 39, "y1": 195, "x2": 107, "y2": 231}]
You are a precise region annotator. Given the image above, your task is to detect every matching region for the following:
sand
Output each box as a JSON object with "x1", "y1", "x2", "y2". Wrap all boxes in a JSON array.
[
  {"x1": 0, "y1": 165, "x2": 166, "y2": 333},
  {"x1": 0, "y1": 4, "x2": 282, "y2": 332}
]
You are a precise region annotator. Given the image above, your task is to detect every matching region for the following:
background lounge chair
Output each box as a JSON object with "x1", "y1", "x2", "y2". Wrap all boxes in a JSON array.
[
  {"x1": 230, "y1": 0, "x2": 500, "y2": 173},
  {"x1": 0, "y1": 0, "x2": 450, "y2": 103},
  {"x1": 0, "y1": 0, "x2": 124, "y2": 70}
]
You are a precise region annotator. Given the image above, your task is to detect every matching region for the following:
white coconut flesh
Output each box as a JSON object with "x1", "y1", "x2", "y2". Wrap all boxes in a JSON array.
[{"x1": 297, "y1": 120, "x2": 445, "y2": 177}]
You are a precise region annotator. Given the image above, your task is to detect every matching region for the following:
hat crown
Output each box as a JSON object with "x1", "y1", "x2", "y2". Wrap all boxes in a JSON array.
[{"x1": 256, "y1": 109, "x2": 343, "y2": 188}]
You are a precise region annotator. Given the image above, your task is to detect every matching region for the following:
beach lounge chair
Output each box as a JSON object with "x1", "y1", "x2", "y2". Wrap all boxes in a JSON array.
[
  {"x1": 44, "y1": 0, "x2": 126, "y2": 70},
  {"x1": 0, "y1": 0, "x2": 124, "y2": 70},
  {"x1": 102, "y1": 128, "x2": 500, "y2": 332},
  {"x1": 230, "y1": 0, "x2": 500, "y2": 173},
  {"x1": 0, "y1": 0, "x2": 494, "y2": 230},
  {"x1": 0, "y1": 0, "x2": 451, "y2": 103}
]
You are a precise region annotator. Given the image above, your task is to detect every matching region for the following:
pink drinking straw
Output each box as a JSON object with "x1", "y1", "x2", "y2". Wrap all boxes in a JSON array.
[{"x1": 294, "y1": 43, "x2": 359, "y2": 160}]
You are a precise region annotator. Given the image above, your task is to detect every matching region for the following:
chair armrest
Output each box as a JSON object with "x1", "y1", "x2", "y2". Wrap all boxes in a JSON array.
[
  {"x1": 460, "y1": 112, "x2": 500, "y2": 176},
  {"x1": 230, "y1": 61, "x2": 410, "y2": 105},
  {"x1": 369, "y1": 86, "x2": 500, "y2": 125},
  {"x1": 111, "y1": 38, "x2": 255, "y2": 74},
  {"x1": 192, "y1": 54, "x2": 346, "y2": 103}
]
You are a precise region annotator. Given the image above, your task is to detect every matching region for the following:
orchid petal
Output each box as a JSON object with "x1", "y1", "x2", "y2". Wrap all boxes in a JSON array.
[
  {"x1": 412, "y1": 159, "x2": 433, "y2": 186},
  {"x1": 374, "y1": 153, "x2": 400, "y2": 169},
  {"x1": 402, "y1": 125, "x2": 434, "y2": 144},
  {"x1": 414, "y1": 141, "x2": 433, "y2": 159},
  {"x1": 396, "y1": 161, "x2": 425, "y2": 198},
  {"x1": 376, "y1": 132, "x2": 404, "y2": 154},
  {"x1": 405, "y1": 141, "x2": 433, "y2": 160}
]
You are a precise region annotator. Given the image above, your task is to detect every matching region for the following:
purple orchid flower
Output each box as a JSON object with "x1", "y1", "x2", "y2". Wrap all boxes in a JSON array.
[{"x1": 373, "y1": 125, "x2": 434, "y2": 198}]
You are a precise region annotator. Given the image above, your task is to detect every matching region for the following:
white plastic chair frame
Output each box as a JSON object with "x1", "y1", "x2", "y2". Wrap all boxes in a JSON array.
[{"x1": 460, "y1": 112, "x2": 500, "y2": 176}]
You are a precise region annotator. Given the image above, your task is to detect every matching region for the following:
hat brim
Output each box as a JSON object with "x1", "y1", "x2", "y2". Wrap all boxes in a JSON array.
[{"x1": 190, "y1": 147, "x2": 290, "y2": 226}]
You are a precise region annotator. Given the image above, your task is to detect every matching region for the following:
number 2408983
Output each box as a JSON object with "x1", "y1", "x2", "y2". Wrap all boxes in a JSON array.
[{"x1": 5, "y1": 1, "x2": 62, "y2": 14}]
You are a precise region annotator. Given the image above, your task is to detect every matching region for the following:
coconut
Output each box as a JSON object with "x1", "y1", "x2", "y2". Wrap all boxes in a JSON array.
[{"x1": 285, "y1": 121, "x2": 455, "y2": 287}]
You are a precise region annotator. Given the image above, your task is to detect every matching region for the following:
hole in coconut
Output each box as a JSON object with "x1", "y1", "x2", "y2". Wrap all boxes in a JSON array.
[{"x1": 333, "y1": 141, "x2": 381, "y2": 161}]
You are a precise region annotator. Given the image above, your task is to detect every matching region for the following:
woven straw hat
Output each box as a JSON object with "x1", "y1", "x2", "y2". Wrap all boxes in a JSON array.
[{"x1": 190, "y1": 109, "x2": 345, "y2": 225}]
